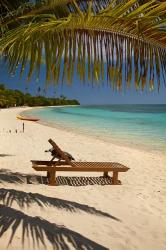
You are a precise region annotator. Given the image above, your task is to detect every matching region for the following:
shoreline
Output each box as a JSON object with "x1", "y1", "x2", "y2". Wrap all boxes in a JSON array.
[
  {"x1": 21, "y1": 106, "x2": 166, "y2": 156},
  {"x1": 0, "y1": 107, "x2": 166, "y2": 250}
]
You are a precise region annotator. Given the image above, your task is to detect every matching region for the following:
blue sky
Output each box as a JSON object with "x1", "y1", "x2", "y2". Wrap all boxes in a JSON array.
[{"x1": 0, "y1": 61, "x2": 166, "y2": 105}]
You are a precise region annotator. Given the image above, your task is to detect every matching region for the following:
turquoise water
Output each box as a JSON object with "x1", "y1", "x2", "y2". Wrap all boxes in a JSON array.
[{"x1": 23, "y1": 105, "x2": 166, "y2": 152}]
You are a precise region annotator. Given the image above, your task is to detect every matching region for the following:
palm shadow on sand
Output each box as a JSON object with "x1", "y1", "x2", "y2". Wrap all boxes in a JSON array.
[
  {"x1": 0, "y1": 169, "x2": 46, "y2": 184},
  {"x1": 0, "y1": 205, "x2": 109, "y2": 250},
  {"x1": 0, "y1": 154, "x2": 15, "y2": 157},
  {"x1": 0, "y1": 188, "x2": 120, "y2": 221},
  {"x1": 0, "y1": 171, "x2": 119, "y2": 249}
]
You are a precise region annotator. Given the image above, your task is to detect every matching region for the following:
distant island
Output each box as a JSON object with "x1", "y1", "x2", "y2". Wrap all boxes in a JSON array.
[{"x1": 0, "y1": 84, "x2": 80, "y2": 108}]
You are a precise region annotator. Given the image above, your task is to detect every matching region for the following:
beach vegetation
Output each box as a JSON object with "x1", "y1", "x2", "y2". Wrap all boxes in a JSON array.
[
  {"x1": 0, "y1": 0, "x2": 166, "y2": 91},
  {"x1": 0, "y1": 84, "x2": 79, "y2": 108}
]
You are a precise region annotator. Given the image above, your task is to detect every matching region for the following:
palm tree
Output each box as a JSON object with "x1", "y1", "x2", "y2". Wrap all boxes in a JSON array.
[
  {"x1": 0, "y1": 0, "x2": 165, "y2": 91},
  {"x1": 36, "y1": 86, "x2": 41, "y2": 96}
]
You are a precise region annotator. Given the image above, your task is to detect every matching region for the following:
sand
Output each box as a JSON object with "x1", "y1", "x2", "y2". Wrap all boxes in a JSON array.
[{"x1": 0, "y1": 107, "x2": 166, "y2": 250}]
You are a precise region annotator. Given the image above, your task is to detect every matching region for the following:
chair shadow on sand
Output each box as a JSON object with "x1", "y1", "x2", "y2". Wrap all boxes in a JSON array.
[{"x1": 0, "y1": 169, "x2": 113, "y2": 186}]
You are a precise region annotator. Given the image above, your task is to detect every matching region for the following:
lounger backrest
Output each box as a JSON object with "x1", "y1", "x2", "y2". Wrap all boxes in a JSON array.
[{"x1": 48, "y1": 139, "x2": 76, "y2": 167}]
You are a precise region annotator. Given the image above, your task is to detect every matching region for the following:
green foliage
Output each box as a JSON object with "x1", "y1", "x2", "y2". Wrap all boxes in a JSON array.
[
  {"x1": 0, "y1": 85, "x2": 80, "y2": 108},
  {"x1": 0, "y1": 84, "x2": 5, "y2": 90},
  {"x1": 0, "y1": 0, "x2": 166, "y2": 91}
]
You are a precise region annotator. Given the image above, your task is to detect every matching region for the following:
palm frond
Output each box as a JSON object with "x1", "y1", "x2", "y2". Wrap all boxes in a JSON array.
[{"x1": 0, "y1": 0, "x2": 166, "y2": 90}]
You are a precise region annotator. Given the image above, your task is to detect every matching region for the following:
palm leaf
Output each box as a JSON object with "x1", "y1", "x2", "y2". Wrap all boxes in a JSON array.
[{"x1": 0, "y1": 0, "x2": 166, "y2": 90}]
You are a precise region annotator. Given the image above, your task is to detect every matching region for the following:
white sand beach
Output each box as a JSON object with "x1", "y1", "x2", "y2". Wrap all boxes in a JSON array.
[{"x1": 0, "y1": 107, "x2": 166, "y2": 250}]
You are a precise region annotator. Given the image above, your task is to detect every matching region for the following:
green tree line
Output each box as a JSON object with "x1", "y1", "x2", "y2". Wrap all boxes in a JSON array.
[{"x1": 0, "y1": 84, "x2": 80, "y2": 108}]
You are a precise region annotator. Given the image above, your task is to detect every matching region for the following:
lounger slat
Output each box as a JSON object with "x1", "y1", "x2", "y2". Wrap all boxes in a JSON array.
[
  {"x1": 31, "y1": 160, "x2": 68, "y2": 166},
  {"x1": 74, "y1": 162, "x2": 128, "y2": 170},
  {"x1": 33, "y1": 166, "x2": 128, "y2": 172},
  {"x1": 32, "y1": 161, "x2": 128, "y2": 170}
]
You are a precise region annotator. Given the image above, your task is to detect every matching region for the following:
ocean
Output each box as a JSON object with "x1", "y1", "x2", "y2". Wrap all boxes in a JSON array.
[{"x1": 23, "y1": 105, "x2": 166, "y2": 153}]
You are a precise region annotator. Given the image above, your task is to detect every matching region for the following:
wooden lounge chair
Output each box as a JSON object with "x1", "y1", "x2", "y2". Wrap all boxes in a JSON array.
[{"x1": 31, "y1": 139, "x2": 129, "y2": 186}]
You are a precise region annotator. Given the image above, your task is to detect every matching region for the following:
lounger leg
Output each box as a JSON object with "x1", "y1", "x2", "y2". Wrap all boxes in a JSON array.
[
  {"x1": 47, "y1": 171, "x2": 50, "y2": 178},
  {"x1": 103, "y1": 171, "x2": 109, "y2": 178},
  {"x1": 48, "y1": 170, "x2": 56, "y2": 186},
  {"x1": 112, "y1": 171, "x2": 120, "y2": 185}
]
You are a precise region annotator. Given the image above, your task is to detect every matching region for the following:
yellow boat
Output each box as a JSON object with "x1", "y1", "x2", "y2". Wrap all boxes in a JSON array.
[{"x1": 17, "y1": 115, "x2": 40, "y2": 122}]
